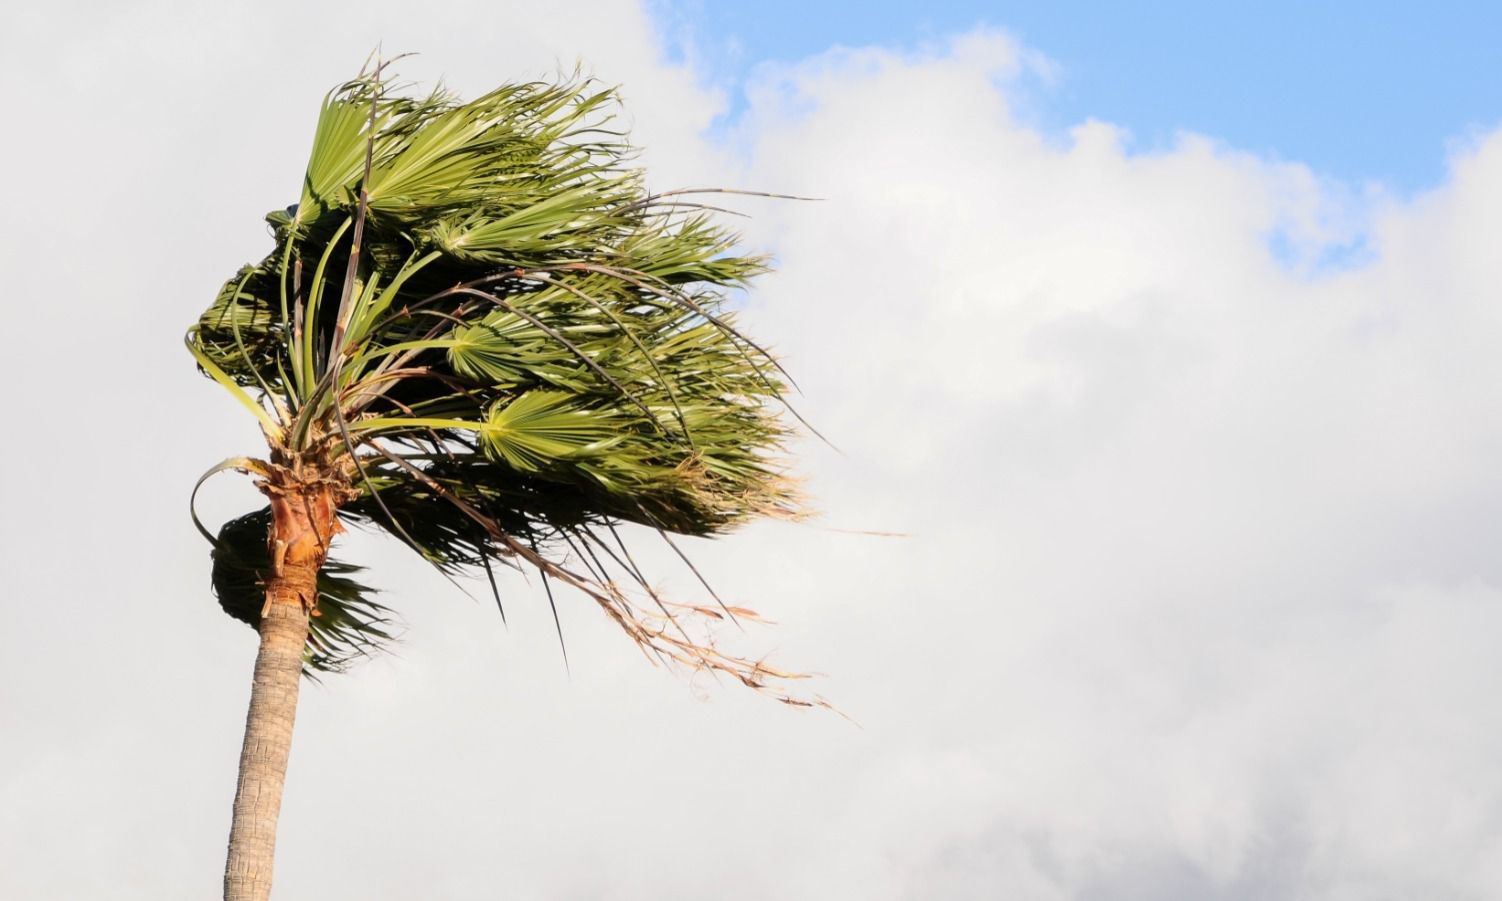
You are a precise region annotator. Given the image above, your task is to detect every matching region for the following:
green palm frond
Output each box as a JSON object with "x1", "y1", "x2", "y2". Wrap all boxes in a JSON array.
[
  {"x1": 211, "y1": 509, "x2": 395, "y2": 676},
  {"x1": 190, "y1": 61, "x2": 818, "y2": 707}
]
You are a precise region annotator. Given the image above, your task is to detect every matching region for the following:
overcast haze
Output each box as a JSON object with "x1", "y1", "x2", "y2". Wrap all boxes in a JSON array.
[{"x1": 4, "y1": 2, "x2": 1502, "y2": 899}]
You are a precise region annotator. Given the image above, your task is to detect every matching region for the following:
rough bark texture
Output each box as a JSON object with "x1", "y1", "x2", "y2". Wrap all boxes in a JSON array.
[
  {"x1": 223, "y1": 589, "x2": 311, "y2": 901},
  {"x1": 224, "y1": 477, "x2": 341, "y2": 901}
]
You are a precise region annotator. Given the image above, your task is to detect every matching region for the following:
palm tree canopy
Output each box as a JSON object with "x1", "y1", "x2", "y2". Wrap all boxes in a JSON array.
[{"x1": 190, "y1": 64, "x2": 813, "y2": 699}]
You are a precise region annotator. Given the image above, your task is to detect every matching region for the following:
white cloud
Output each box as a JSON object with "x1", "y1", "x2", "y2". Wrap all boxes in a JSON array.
[
  {"x1": 3, "y1": 8, "x2": 1502, "y2": 900},
  {"x1": 717, "y1": 30, "x2": 1502, "y2": 898}
]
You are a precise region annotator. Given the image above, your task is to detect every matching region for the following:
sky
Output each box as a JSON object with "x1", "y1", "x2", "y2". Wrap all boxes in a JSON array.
[
  {"x1": 3, "y1": 2, "x2": 1502, "y2": 899},
  {"x1": 655, "y1": 0, "x2": 1502, "y2": 193}
]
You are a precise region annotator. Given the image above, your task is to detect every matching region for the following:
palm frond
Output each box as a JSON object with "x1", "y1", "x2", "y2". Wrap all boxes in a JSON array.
[
  {"x1": 190, "y1": 61, "x2": 821, "y2": 707},
  {"x1": 211, "y1": 508, "x2": 396, "y2": 676}
]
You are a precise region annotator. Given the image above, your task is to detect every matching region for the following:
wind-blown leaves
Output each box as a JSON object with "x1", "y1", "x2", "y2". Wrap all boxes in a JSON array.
[
  {"x1": 480, "y1": 391, "x2": 622, "y2": 470},
  {"x1": 189, "y1": 62, "x2": 818, "y2": 706}
]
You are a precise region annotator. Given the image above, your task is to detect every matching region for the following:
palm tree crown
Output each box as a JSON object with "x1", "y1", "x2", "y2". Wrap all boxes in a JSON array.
[{"x1": 190, "y1": 62, "x2": 815, "y2": 698}]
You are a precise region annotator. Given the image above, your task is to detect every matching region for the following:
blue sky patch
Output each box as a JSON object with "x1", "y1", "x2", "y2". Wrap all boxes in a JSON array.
[{"x1": 651, "y1": 0, "x2": 1502, "y2": 195}]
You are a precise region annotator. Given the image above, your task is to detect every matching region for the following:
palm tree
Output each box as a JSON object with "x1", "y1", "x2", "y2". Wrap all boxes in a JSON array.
[{"x1": 189, "y1": 58, "x2": 818, "y2": 901}]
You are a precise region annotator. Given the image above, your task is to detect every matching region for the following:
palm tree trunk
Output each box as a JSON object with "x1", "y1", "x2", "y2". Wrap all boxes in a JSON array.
[{"x1": 223, "y1": 564, "x2": 314, "y2": 901}]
